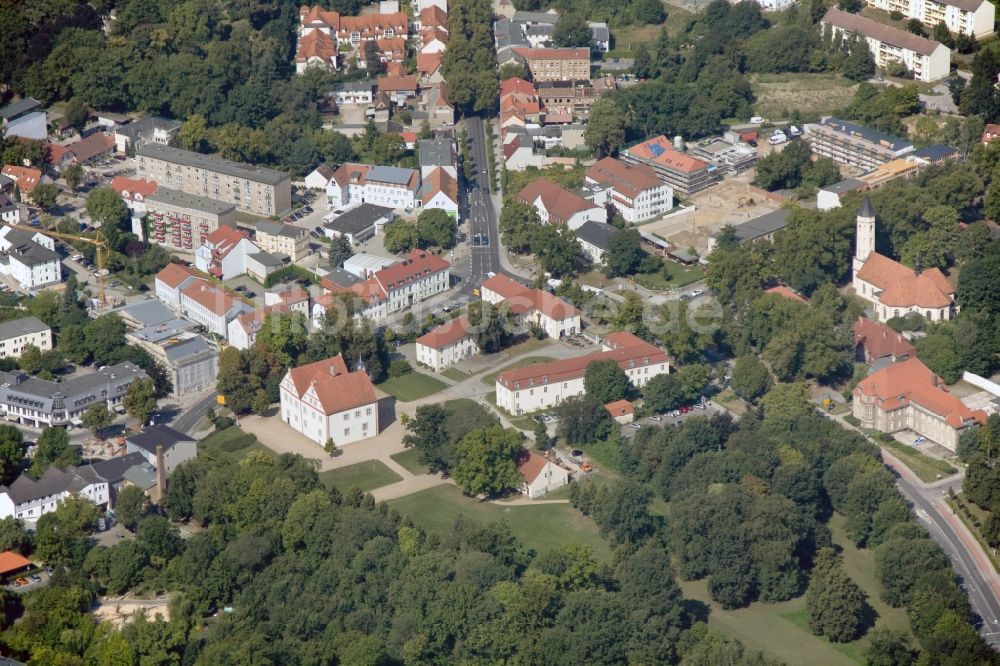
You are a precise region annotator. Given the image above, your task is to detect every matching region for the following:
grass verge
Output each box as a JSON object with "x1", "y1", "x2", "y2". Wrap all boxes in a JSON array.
[
  {"x1": 390, "y1": 448, "x2": 429, "y2": 476},
  {"x1": 480, "y1": 356, "x2": 555, "y2": 386},
  {"x1": 319, "y1": 460, "x2": 403, "y2": 493},
  {"x1": 441, "y1": 367, "x2": 469, "y2": 382},
  {"x1": 377, "y1": 371, "x2": 448, "y2": 402},
  {"x1": 879, "y1": 439, "x2": 957, "y2": 483},
  {"x1": 946, "y1": 494, "x2": 1000, "y2": 575},
  {"x1": 388, "y1": 484, "x2": 612, "y2": 560},
  {"x1": 198, "y1": 427, "x2": 275, "y2": 463}
]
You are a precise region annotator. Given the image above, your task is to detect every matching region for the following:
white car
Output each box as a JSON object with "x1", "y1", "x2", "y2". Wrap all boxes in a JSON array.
[
  {"x1": 689, "y1": 289, "x2": 704, "y2": 298},
  {"x1": 750, "y1": 116, "x2": 765, "y2": 124},
  {"x1": 767, "y1": 133, "x2": 787, "y2": 146},
  {"x1": 629, "y1": 423, "x2": 641, "y2": 430}
]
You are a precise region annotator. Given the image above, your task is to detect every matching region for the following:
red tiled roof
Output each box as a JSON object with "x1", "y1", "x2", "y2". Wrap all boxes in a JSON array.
[
  {"x1": 498, "y1": 332, "x2": 667, "y2": 388},
  {"x1": 374, "y1": 249, "x2": 449, "y2": 292},
  {"x1": 854, "y1": 357, "x2": 986, "y2": 428},
  {"x1": 517, "y1": 178, "x2": 599, "y2": 225},
  {"x1": 111, "y1": 176, "x2": 158, "y2": 200},
  {"x1": 764, "y1": 285, "x2": 808, "y2": 304},
  {"x1": 0, "y1": 551, "x2": 32, "y2": 575},
  {"x1": 983, "y1": 124, "x2": 1000, "y2": 143},
  {"x1": 296, "y1": 30, "x2": 337, "y2": 62},
  {"x1": 604, "y1": 399, "x2": 633, "y2": 416},
  {"x1": 853, "y1": 317, "x2": 915, "y2": 360},
  {"x1": 480, "y1": 275, "x2": 578, "y2": 319},
  {"x1": 332, "y1": 163, "x2": 371, "y2": 187},
  {"x1": 204, "y1": 225, "x2": 249, "y2": 249},
  {"x1": 288, "y1": 354, "x2": 349, "y2": 395},
  {"x1": 626, "y1": 136, "x2": 710, "y2": 174},
  {"x1": 417, "y1": 52, "x2": 443, "y2": 75},
  {"x1": 377, "y1": 37, "x2": 406, "y2": 58},
  {"x1": 517, "y1": 449, "x2": 548, "y2": 484},
  {"x1": 420, "y1": 5, "x2": 448, "y2": 28},
  {"x1": 286, "y1": 353, "x2": 377, "y2": 415},
  {"x1": 378, "y1": 75, "x2": 418, "y2": 92},
  {"x1": 180, "y1": 280, "x2": 240, "y2": 316},
  {"x1": 512, "y1": 47, "x2": 590, "y2": 60},
  {"x1": 155, "y1": 263, "x2": 201, "y2": 289},
  {"x1": 421, "y1": 167, "x2": 457, "y2": 205},
  {"x1": 234, "y1": 303, "x2": 291, "y2": 335},
  {"x1": 0, "y1": 165, "x2": 42, "y2": 193},
  {"x1": 416, "y1": 315, "x2": 472, "y2": 349},
  {"x1": 500, "y1": 77, "x2": 536, "y2": 97},
  {"x1": 856, "y1": 253, "x2": 954, "y2": 308},
  {"x1": 420, "y1": 26, "x2": 449, "y2": 45},
  {"x1": 585, "y1": 157, "x2": 664, "y2": 199}
]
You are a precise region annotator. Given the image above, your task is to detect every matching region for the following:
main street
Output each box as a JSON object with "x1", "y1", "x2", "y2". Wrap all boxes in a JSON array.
[{"x1": 463, "y1": 115, "x2": 510, "y2": 294}]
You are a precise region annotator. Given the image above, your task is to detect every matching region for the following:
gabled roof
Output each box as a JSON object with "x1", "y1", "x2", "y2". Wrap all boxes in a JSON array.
[
  {"x1": 296, "y1": 29, "x2": 338, "y2": 62},
  {"x1": 416, "y1": 315, "x2": 472, "y2": 349},
  {"x1": 604, "y1": 399, "x2": 633, "y2": 417},
  {"x1": 420, "y1": 5, "x2": 449, "y2": 28},
  {"x1": 126, "y1": 424, "x2": 195, "y2": 454},
  {"x1": 0, "y1": 316, "x2": 49, "y2": 340},
  {"x1": 625, "y1": 136, "x2": 711, "y2": 174},
  {"x1": 856, "y1": 253, "x2": 954, "y2": 308},
  {"x1": 575, "y1": 221, "x2": 617, "y2": 251},
  {"x1": 155, "y1": 263, "x2": 202, "y2": 289},
  {"x1": 480, "y1": 274, "x2": 579, "y2": 320},
  {"x1": 0, "y1": 165, "x2": 42, "y2": 193},
  {"x1": 420, "y1": 167, "x2": 458, "y2": 205},
  {"x1": 0, "y1": 464, "x2": 107, "y2": 506},
  {"x1": 822, "y1": 8, "x2": 946, "y2": 56},
  {"x1": 203, "y1": 225, "x2": 250, "y2": 254},
  {"x1": 764, "y1": 285, "x2": 808, "y2": 304},
  {"x1": 378, "y1": 75, "x2": 419, "y2": 92},
  {"x1": 373, "y1": 249, "x2": 449, "y2": 293},
  {"x1": 285, "y1": 353, "x2": 377, "y2": 415},
  {"x1": 517, "y1": 449, "x2": 549, "y2": 484},
  {"x1": 0, "y1": 98, "x2": 40, "y2": 121},
  {"x1": 417, "y1": 52, "x2": 443, "y2": 75},
  {"x1": 585, "y1": 157, "x2": 664, "y2": 198},
  {"x1": 853, "y1": 317, "x2": 915, "y2": 360},
  {"x1": 0, "y1": 551, "x2": 33, "y2": 575},
  {"x1": 332, "y1": 163, "x2": 371, "y2": 187},
  {"x1": 111, "y1": 176, "x2": 158, "y2": 200},
  {"x1": 517, "y1": 178, "x2": 598, "y2": 224},
  {"x1": 855, "y1": 357, "x2": 986, "y2": 428},
  {"x1": 180, "y1": 280, "x2": 242, "y2": 317},
  {"x1": 49, "y1": 132, "x2": 114, "y2": 165}
]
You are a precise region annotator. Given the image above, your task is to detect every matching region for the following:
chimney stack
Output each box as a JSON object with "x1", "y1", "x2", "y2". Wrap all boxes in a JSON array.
[{"x1": 154, "y1": 444, "x2": 167, "y2": 504}]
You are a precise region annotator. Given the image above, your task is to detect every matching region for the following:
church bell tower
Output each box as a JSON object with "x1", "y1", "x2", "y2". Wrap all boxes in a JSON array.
[{"x1": 854, "y1": 194, "x2": 876, "y2": 276}]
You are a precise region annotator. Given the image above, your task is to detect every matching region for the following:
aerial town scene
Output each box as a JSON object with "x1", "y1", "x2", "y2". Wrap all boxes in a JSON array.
[{"x1": 1, "y1": 0, "x2": 1000, "y2": 662}]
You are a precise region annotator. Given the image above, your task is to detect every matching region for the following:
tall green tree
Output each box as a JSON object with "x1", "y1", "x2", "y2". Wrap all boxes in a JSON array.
[
  {"x1": 123, "y1": 378, "x2": 158, "y2": 425},
  {"x1": 584, "y1": 359, "x2": 631, "y2": 405},
  {"x1": 453, "y1": 425, "x2": 524, "y2": 497},
  {"x1": 604, "y1": 229, "x2": 645, "y2": 277},
  {"x1": 82, "y1": 403, "x2": 113, "y2": 438},
  {"x1": 585, "y1": 97, "x2": 627, "y2": 158}
]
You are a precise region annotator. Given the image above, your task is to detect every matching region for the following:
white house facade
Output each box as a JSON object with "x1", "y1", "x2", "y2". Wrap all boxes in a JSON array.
[{"x1": 279, "y1": 354, "x2": 379, "y2": 446}]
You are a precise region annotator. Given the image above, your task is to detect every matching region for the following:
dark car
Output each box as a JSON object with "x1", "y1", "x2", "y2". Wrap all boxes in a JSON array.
[
  {"x1": 234, "y1": 285, "x2": 247, "y2": 291},
  {"x1": 571, "y1": 450, "x2": 583, "y2": 458}
]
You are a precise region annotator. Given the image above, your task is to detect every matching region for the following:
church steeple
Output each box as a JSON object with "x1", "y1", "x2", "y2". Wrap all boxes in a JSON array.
[{"x1": 854, "y1": 194, "x2": 876, "y2": 274}]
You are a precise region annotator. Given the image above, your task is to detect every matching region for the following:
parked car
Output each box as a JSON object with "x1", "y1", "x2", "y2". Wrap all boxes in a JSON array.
[
  {"x1": 750, "y1": 116, "x2": 765, "y2": 124},
  {"x1": 689, "y1": 289, "x2": 704, "y2": 298},
  {"x1": 628, "y1": 423, "x2": 641, "y2": 430},
  {"x1": 649, "y1": 415, "x2": 662, "y2": 422},
  {"x1": 29, "y1": 575, "x2": 41, "y2": 583},
  {"x1": 571, "y1": 449, "x2": 583, "y2": 458}
]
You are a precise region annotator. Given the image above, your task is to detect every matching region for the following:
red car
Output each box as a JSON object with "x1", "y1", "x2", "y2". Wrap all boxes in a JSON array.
[{"x1": 679, "y1": 406, "x2": 691, "y2": 414}]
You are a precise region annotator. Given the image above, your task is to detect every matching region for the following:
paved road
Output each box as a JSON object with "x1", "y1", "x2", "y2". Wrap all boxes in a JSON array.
[
  {"x1": 169, "y1": 390, "x2": 219, "y2": 436},
  {"x1": 463, "y1": 116, "x2": 512, "y2": 294},
  {"x1": 885, "y1": 450, "x2": 1000, "y2": 646}
]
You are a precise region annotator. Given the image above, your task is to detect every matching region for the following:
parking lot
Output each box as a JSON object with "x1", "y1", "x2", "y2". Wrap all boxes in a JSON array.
[
  {"x1": 5, "y1": 568, "x2": 49, "y2": 593},
  {"x1": 620, "y1": 401, "x2": 722, "y2": 439}
]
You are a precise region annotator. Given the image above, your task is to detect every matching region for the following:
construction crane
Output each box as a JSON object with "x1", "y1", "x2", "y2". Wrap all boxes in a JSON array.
[{"x1": 8, "y1": 223, "x2": 110, "y2": 309}]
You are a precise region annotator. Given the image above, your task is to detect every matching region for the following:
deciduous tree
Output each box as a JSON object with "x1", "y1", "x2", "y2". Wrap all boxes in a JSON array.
[{"x1": 453, "y1": 425, "x2": 524, "y2": 497}]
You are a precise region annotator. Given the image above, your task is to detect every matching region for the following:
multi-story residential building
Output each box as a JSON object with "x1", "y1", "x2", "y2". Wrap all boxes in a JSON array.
[
  {"x1": 295, "y1": 29, "x2": 339, "y2": 72},
  {"x1": 481, "y1": 274, "x2": 581, "y2": 339},
  {"x1": 821, "y1": 8, "x2": 951, "y2": 82},
  {"x1": 584, "y1": 157, "x2": 674, "y2": 223},
  {"x1": 535, "y1": 77, "x2": 616, "y2": 120},
  {"x1": 415, "y1": 315, "x2": 478, "y2": 371},
  {"x1": 314, "y1": 249, "x2": 450, "y2": 321},
  {"x1": 418, "y1": 137, "x2": 457, "y2": 179},
  {"x1": 575, "y1": 220, "x2": 617, "y2": 265},
  {"x1": 0, "y1": 464, "x2": 109, "y2": 523},
  {"x1": 804, "y1": 116, "x2": 915, "y2": 171},
  {"x1": 0, "y1": 165, "x2": 41, "y2": 196},
  {"x1": 264, "y1": 285, "x2": 311, "y2": 316},
  {"x1": 154, "y1": 263, "x2": 203, "y2": 308},
  {"x1": 495, "y1": 332, "x2": 671, "y2": 414},
  {"x1": 227, "y1": 294, "x2": 306, "y2": 350},
  {"x1": 866, "y1": 0, "x2": 994, "y2": 37},
  {"x1": 517, "y1": 179, "x2": 607, "y2": 230},
  {"x1": 0, "y1": 194, "x2": 19, "y2": 224},
  {"x1": 144, "y1": 187, "x2": 237, "y2": 253},
  {"x1": 111, "y1": 176, "x2": 159, "y2": 234},
  {"x1": 0, "y1": 362, "x2": 147, "y2": 429},
  {"x1": 194, "y1": 225, "x2": 260, "y2": 280},
  {"x1": 297, "y1": 5, "x2": 408, "y2": 51},
  {"x1": 326, "y1": 163, "x2": 371, "y2": 209},
  {"x1": 852, "y1": 196, "x2": 957, "y2": 322},
  {"x1": 510, "y1": 47, "x2": 591, "y2": 81},
  {"x1": 419, "y1": 168, "x2": 459, "y2": 220},
  {"x1": 125, "y1": 425, "x2": 197, "y2": 478},
  {"x1": 360, "y1": 165, "x2": 421, "y2": 209},
  {"x1": 178, "y1": 279, "x2": 254, "y2": 339},
  {"x1": 0, "y1": 226, "x2": 61, "y2": 290},
  {"x1": 331, "y1": 81, "x2": 375, "y2": 106},
  {"x1": 255, "y1": 221, "x2": 310, "y2": 261},
  {"x1": 853, "y1": 357, "x2": 986, "y2": 451},
  {"x1": 113, "y1": 116, "x2": 181, "y2": 154},
  {"x1": 135, "y1": 144, "x2": 292, "y2": 217},
  {"x1": 0, "y1": 317, "x2": 51, "y2": 359},
  {"x1": 621, "y1": 136, "x2": 720, "y2": 197},
  {"x1": 279, "y1": 354, "x2": 379, "y2": 446}
]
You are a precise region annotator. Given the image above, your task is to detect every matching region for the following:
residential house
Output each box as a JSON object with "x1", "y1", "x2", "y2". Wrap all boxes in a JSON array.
[
  {"x1": 111, "y1": 177, "x2": 158, "y2": 234},
  {"x1": 305, "y1": 163, "x2": 337, "y2": 190},
  {"x1": 279, "y1": 354, "x2": 380, "y2": 446},
  {"x1": 295, "y1": 29, "x2": 339, "y2": 72},
  {"x1": 517, "y1": 450, "x2": 569, "y2": 498},
  {"x1": 125, "y1": 425, "x2": 197, "y2": 477},
  {"x1": 621, "y1": 136, "x2": 720, "y2": 197},
  {"x1": 136, "y1": 144, "x2": 292, "y2": 217},
  {"x1": 575, "y1": 220, "x2": 617, "y2": 265},
  {"x1": 853, "y1": 317, "x2": 915, "y2": 364},
  {"x1": 194, "y1": 225, "x2": 258, "y2": 280},
  {"x1": 154, "y1": 263, "x2": 203, "y2": 308},
  {"x1": 0, "y1": 226, "x2": 62, "y2": 290},
  {"x1": 480, "y1": 273, "x2": 580, "y2": 339},
  {"x1": 326, "y1": 163, "x2": 372, "y2": 209},
  {"x1": 417, "y1": 0, "x2": 447, "y2": 12},
  {"x1": 501, "y1": 129, "x2": 543, "y2": 171},
  {"x1": 113, "y1": 116, "x2": 181, "y2": 154},
  {"x1": 517, "y1": 179, "x2": 607, "y2": 230},
  {"x1": 0, "y1": 98, "x2": 46, "y2": 141},
  {"x1": 378, "y1": 75, "x2": 419, "y2": 105},
  {"x1": 0, "y1": 317, "x2": 51, "y2": 359},
  {"x1": 417, "y1": 52, "x2": 445, "y2": 82},
  {"x1": 145, "y1": 187, "x2": 237, "y2": 253},
  {"x1": 418, "y1": 136, "x2": 457, "y2": 178},
  {"x1": 179, "y1": 279, "x2": 254, "y2": 338},
  {"x1": 420, "y1": 84, "x2": 455, "y2": 127},
  {"x1": 419, "y1": 168, "x2": 459, "y2": 220},
  {"x1": 264, "y1": 284, "x2": 311, "y2": 316},
  {"x1": 605, "y1": 399, "x2": 634, "y2": 424},
  {"x1": 584, "y1": 157, "x2": 674, "y2": 223},
  {"x1": 420, "y1": 26, "x2": 449, "y2": 54},
  {"x1": 496, "y1": 331, "x2": 671, "y2": 414},
  {"x1": 361, "y1": 165, "x2": 421, "y2": 209},
  {"x1": 0, "y1": 362, "x2": 147, "y2": 428},
  {"x1": 415, "y1": 315, "x2": 478, "y2": 371},
  {"x1": 0, "y1": 194, "x2": 18, "y2": 225},
  {"x1": 589, "y1": 22, "x2": 610, "y2": 51},
  {"x1": 90, "y1": 452, "x2": 150, "y2": 508},
  {"x1": 764, "y1": 285, "x2": 809, "y2": 304},
  {"x1": 323, "y1": 203, "x2": 394, "y2": 245},
  {"x1": 0, "y1": 465, "x2": 108, "y2": 523},
  {"x1": 817, "y1": 178, "x2": 867, "y2": 211},
  {"x1": 46, "y1": 132, "x2": 115, "y2": 172},
  {"x1": 255, "y1": 220, "x2": 310, "y2": 261},
  {"x1": 297, "y1": 5, "x2": 408, "y2": 50},
  {"x1": 332, "y1": 81, "x2": 375, "y2": 106},
  {"x1": 865, "y1": 0, "x2": 994, "y2": 37},
  {"x1": 853, "y1": 357, "x2": 986, "y2": 451},
  {"x1": 0, "y1": 166, "x2": 42, "y2": 196},
  {"x1": 536, "y1": 77, "x2": 616, "y2": 121},
  {"x1": 984, "y1": 123, "x2": 1000, "y2": 144},
  {"x1": 804, "y1": 117, "x2": 915, "y2": 171}
]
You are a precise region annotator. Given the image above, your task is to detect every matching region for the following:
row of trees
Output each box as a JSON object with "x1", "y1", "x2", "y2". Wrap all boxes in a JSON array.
[{"x1": 383, "y1": 209, "x2": 458, "y2": 254}]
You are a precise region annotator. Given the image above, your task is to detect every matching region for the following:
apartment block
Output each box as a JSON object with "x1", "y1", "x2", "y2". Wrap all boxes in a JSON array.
[
  {"x1": 145, "y1": 187, "x2": 237, "y2": 253},
  {"x1": 866, "y1": 0, "x2": 994, "y2": 37},
  {"x1": 135, "y1": 144, "x2": 292, "y2": 217},
  {"x1": 0, "y1": 317, "x2": 51, "y2": 359},
  {"x1": 510, "y1": 47, "x2": 591, "y2": 81},
  {"x1": 621, "y1": 136, "x2": 720, "y2": 197},
  {"x1": 584, "y1": 157, "x2": 674, "y2": 223},
  {"x1": 804, "y1": 116, "x2": 915, "y2": 171},
  {"x1": 255, "y1": 220, "x2": 310, "y2": 261}
]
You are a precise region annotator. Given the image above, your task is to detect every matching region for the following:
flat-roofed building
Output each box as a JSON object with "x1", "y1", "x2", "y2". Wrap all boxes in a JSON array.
[
  {"x1": 821, "y1": 8, "x2": 951, "y2": 82},
  {"x1": 135, "y1": 144, "x2": 292, "y2": 217},
  {"x1": 145, "y1": 187, "x2": 237, "y2": 253},
  {"x1": 323, "y1": 204, "x2": 394, "y2": 245},
  {"x1": 804, "y1": 117, "x2": 915, "y2": 171},
  {"x1": 0, "y1": 317, "x2": 51, "y2": 359}
]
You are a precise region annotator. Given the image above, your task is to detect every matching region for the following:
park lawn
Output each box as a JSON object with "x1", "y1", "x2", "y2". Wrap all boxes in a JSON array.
[
  {"x1": 198, "y1": 427, "x2": 275, "y2": 464},
  {"x1": 377, "y1": 371, "x2": 448, "y2": 402},
  {"x1": 480, "y1": 356, "x2": 556, "y2": 386},
  {"x1": 503, "y1": 336, "x2": 553, "y2": 357},
  {"x1": 751, "y1": 73, "x2": 858, "y2": 120},
  {"x1": 714, "y1": 388, "x2": 749, "y2": 416},
  {"x1": 320, "y1": 460, "x2": 403, "y2": 493},
  {"x1": 679, "y1": 513, "x2": 911, "y2": 665},
  {"x1": 390, "y1": 448, "x2": 429, "y2": 475},
  {"x1": 633, "y1": 261, "x2": 705, "y2": 290},
  {"x1": 389, "y1": 484, "x2": 612, "y2": 561},
  {"x1": 441, "y1": 367, "x2": 469, "y2": 382},
  {"x1": 879, "y1": 439, "x2": 958, "y2": 484}
]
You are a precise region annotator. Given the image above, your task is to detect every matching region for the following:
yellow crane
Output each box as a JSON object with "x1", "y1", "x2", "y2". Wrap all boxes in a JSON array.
[{"x1": 8, "y1": 223, "x2": 110, "y2": 309}]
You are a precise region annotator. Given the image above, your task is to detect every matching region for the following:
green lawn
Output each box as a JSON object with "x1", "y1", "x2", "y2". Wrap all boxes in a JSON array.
[
  {"x1": 441, "y1": 367, "x2": 469, "y2": 382},
  {"x1": 879, "y1": 439, "x2": 958, "y2": 484},
  {"x1": 377, "y1": 370, "x2": 448, "y2": 402},
  {"x1": 198, "y1": 427, "x2": 275, "y2": 463},
  {"x1": 319, "y1": 460, "x2": 403, "y2": 493},
  {"x1": 503, "y1": 336, "x2": 553, "y2": 357},
  {"x1": 390, "y1": 448, "x2": 429, "y2": 475},
  {"x1": 714, "y1": 387, "x2": 749, "y2": 416},
  {"x1": 480, "y1": 356, "x2": 556, "y2": 386},
  {"x1": 750, "y1": 73, "x2": 859, "y2": 120},
  {"x1": 947, "y1": 494, "x2": 1000, "y2": 574},
  {"x1": 679, "y1": 513, "x2": 911, "y2": 665},
  {"x1": 389, "y1": 484, "x2": 612, "y2": 560},
  {"x1": 632, "y1": 261, "x2": 706, "y2": 291}
]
